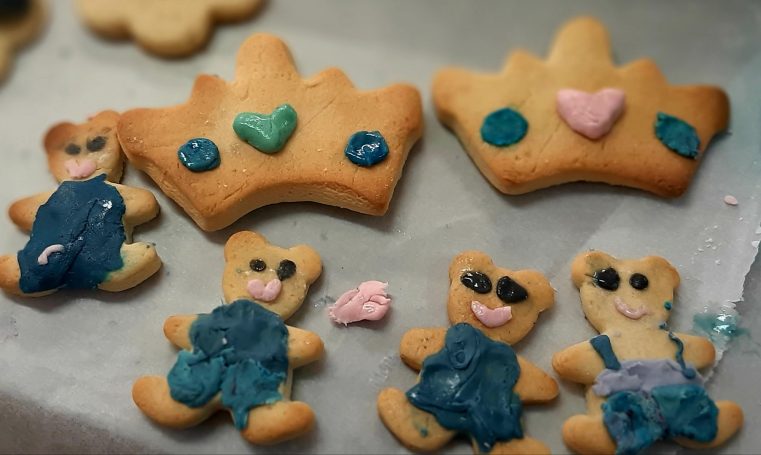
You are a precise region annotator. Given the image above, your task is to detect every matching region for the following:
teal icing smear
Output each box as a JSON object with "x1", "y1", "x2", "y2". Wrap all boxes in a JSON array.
[
  {"x1": 693, "y1": 311, "x2": 747, "y2": 352},
  {"x1": 167, "y1": 300, "x2": 289, "y2": 430},
  {"x1": 654, "y1": 112, "x2": 700, "y2": 159}
]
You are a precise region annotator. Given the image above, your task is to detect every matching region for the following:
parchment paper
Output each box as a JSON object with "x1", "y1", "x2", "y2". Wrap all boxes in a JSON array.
[{"x1": 0, "y1": 1, "x2": 759, "y2": 453}]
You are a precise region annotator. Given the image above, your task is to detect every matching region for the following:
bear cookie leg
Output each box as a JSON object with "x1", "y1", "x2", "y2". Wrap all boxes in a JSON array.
[
  {"x1": 99, "y1": 242, "x2": 161, "y2": 292},
  {"x1": 240, "y1": 400, "x2": 316, "y2": 445},
  {"x1": 675, "y1": 400, "x2": 744, "y2": 449},
  {"x1": 377, "y1": 388, "x2": 455, "y2": 452},
  {"x1": 132, "y1": 376, "x2": 219, "y2": 429},
  {"x1": 488, "y1": 437, "x2": 551, "y2": 455},
  {"x1": 561, "y1": 414, "x2": 616, "y2": 455}
]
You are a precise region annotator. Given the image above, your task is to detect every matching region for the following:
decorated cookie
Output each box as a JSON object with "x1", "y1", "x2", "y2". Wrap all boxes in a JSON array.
[
  {"x1": 552, "y1": 251, "x2": 743, "y2": 455},
  {"x1": 433, "y1": 16, "x2": 729, "y2": 197},
  {"x1": 45, "y1": 110, "x2": 124, "y2": 183},
  {"x1": 74, "y1": 0, "x2": 262, "y2": 58},
  {"x1": 328, "y1": 280, "x2": 391, "y2": 325},
  {"x1": 117, "y1": 33, "x2": 423, "y2": 231},
  {"x1": 132, "y1": 231, "x2": 324, "y2": 445},
  {"x1": 0, "y1": 0, "x2": 45, "y2": 81},
  {"x1": 0, "y1": 175, "x2": 161, "y2": 296},
  {"x1": 377, "y1": 251, "x2": 556, "y2": 454}
]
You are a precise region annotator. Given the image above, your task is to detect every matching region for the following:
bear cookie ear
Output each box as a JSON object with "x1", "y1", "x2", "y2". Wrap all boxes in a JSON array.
[
  {"x1": 571, "y1": 250, "x2": 616, "y2": 288},
  {"x1": 288, "y1": 244, "x2": 322, "y2": 285},
  {"x1": 449, "y1": 250, "x2": 493, "y2": 279},
  {"x1": 641, "y1": 255, "x2": 681, "y2": 289},
  {"x1": 224, "y1": 231, "x2": 269, "y2": 260}
]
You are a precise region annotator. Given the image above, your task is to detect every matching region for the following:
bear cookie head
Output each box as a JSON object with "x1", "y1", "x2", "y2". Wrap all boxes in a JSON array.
[
  {"x1": 447, "y1": 250, "x2": 554, "y2": 345},
  {"x1": 571, "y1": 250, "x2": 680, "y2": 332},
  {"x1": 44, "y1": 110, "x2": 124, "y2": 183},
  {"x1": 223, "y1": 231, "x2": 322, "y2": 320}
]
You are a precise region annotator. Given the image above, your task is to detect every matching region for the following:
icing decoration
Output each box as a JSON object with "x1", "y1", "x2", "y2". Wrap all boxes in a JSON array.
[
  {"x1": 65, "y1": 143, "x2": 81, "y2": 155},
  {"x1": 86, "y1": 136, "x2": 107, "y2": 152},
  {"x1": 233, "y1": 104, "x2": 297, "y2": 154},
  {"x1": 556, "y1": 88, "x2": 625, "y2": 139},
  {"x1": 593, "y1": 267, "x2": 620, "y2": 290},
  {"x1": 723, "y1": 195, "x2": 738, "y2": 206},
  {"x1": 470, "y1": 300, "x2": 512, "y2": 328},
  {"x1": 664, "y1": 301, "x2": 672, "y2": 311},
  {"x1": 64, "y1": 158, "x2": 97, "y2": 179},
  {"x1": 17, "y1": 175, "x2": 126, "y2": 293},
  {"x1": 247, "y1": 278, "x2": 282, "y2": 302},
  {"x1": 250, "y1": 258, "x2": 266, "y2": 272},
  {"x1": 692, "y1": 311, "x2": 746, "y2": 352},
  {"x1": 276, "y1": 259, "x2": 296, "y2": 281},
  {"x1": 589, "y1": 335, "x2": 621, "y2": 370},
  {"x1": 613, "y1": 296, "x2": 649, "y2": 320},
  {"x1": 178, "y1": 138, "x2": 221, "y2": 172},
  {"x1": 460, "y1": 271, "x2": 492, "y2": 294},
  {"x1": 480, "y1": 108, "x2": 528, "y2": 147},
  {"x1": 37, "y1": 244, "x2": 64, "y2": 265},
  {"x1": 168, "y1": 300, "x2": 288, "y2": 430},
  {"x1": 593, "y1": 359, "x2": 703, "y2": 397},
  {"x1": 495, "y1": 276, "x2": 528, "y2": 303},
  {"x1": 628, "y1": 273, "x2": 649, "y2": 290},
  {"x1": 407, "y1": 323, "x2": 523, "y2": 453},
  {"x1": 344, "y1": 131, "x2": 389, "y2": 167},
  {"x1": 328, "y1": 280, "x2": 391, "y2": 325},
  {"x1": 654, "y1": 112, "x2": 700, "y2": 159},
  {"x1": 666, "y1": 330, "x2": 696, "y2": 379}
]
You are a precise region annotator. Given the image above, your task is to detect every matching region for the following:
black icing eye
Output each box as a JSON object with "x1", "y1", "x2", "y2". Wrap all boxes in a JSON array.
[
  {"x1": 64, "y1": 143, "x2": 81, "y2": 155},
  {"x1": 460, "y1": 271, "x2": 492, "y2": 294},
  {"x1": 86, "y1": 136, "x2": 107, "y2": 152},
  {"x1": 629, "y1": 273, "x2": 649, "y2": 290},
  {"x1": 277, "y1": 260, "x2": 296, "y2": 281},
  {"x1": 593, "y1": 268, "x2": 620, "y2": 291},
  {"x1": 496, "y1": 276, "x2": 528, "y2": 304},
  {"x1": 250, "y1": 259, "x2": 266, "y2": 272}
]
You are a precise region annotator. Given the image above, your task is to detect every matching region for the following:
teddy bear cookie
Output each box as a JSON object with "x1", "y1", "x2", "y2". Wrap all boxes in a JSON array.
[
  {"x1": 74, "y1": 0, "x2": 262, "y2": 58},
  {"x1": 0, "y1": 0, "x2": 45, "y2": 82},
  {"x1": 0, "y1": 113, "x2": 161, "y2": 297},
  {"x1": 377, "y1": 251, "x2": 557, "y2": 454},
  {"x1": 117, "y1": 33, "x2": 423, "y2": 231},
  {"x1": 44, "y1": 110, "x2": 124, "y2": 183},
  {"x1": 132, "y1": 231, "x2": 324, "y2": 445},
  {"x1": 552, "y1": 251, "x2": 743, "y2": 455},
  {"x1": 433, "y1": 16, "x2": 729, "y2": 197}
]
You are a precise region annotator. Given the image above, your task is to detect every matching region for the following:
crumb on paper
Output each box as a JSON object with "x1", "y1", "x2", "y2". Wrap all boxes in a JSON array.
[{"x1": 723, "y1": 195, "x2": 739, "y2": 206}]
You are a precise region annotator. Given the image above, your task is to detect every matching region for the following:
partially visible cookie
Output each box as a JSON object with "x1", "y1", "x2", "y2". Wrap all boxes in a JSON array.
[
  {"x1": 74, "y1": 0, "x2": 262, "y2": 57},
  {"x1": 433, "y1": 16, "x2": 729, "y2": 197},
  {"x1": 0, "y1": 0, "x2": 45, "y2": 81},
  {"x1": 44, "y1": 110, "x2": 124, "y2": 183},
  {"x1": 118, "y1": 33, "x2": 423, "y2": 231}
]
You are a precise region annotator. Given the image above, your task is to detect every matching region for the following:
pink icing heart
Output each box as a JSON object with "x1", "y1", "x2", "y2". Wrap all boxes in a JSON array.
[
  {"x1": 64, "y1": 158, "x2": 97, "y2": 179},
  {"x1": 328, "y1": 280, "x2": 391, "y2": 325},
  {"x1": 470, "y1": 301, "x2": 512, "y2": 328},
  {"x1": 247, "y1": 278, "x2": 282, "y2": 302},
  {"x1": 556, "y1": 88, "x2": 625, "y2": 140}
]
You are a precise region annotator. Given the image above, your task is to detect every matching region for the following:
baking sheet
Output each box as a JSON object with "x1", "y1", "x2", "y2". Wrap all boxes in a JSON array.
[{"x1": 0, "y1": 1, "x2": 760, "y2": 453}]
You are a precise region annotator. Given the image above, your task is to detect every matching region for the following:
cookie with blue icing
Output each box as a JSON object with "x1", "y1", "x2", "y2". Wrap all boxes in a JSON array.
[
  {"x1": 132, "y1": 231, "x2": 324, "y2": 445},
  {"x1": 433, "y1": 16, "x2": 728, "y2": 198},
  {"x1": 553, "y1": 251, "x2": 743, "y2": 455},
  {"x1": 378, "y1": 251, "x2": 557, "y2": 454}
]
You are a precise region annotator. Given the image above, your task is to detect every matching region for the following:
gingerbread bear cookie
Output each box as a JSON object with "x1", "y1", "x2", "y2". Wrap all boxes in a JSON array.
[
  {"x1": 117, "y1": 33, "x2": 423, "y2": 231},
  {"x1": 44, "y1": 110, "x2": 124, "y2": 183},
  {"x1": 433, "y1": 17, "x2": 728, "y2": 197},
  {"x1": 132, "y1": 231, "x2": 324, "y2": 445},
  {"x1": 552, "y1": 251, "x2": 743, "y2": 455},
  {"x1": 378, "y1": 251, "x2": 557, "y2": 454},
  {"x1": 0, "y1": 0, "x2": 45, "y2": 82},
  {"x1": 0, "y1": 113, "x2": 161, "y2": 297},
  {"x1": 74, "y1": 0, "x2": 262, "y2": 58}
]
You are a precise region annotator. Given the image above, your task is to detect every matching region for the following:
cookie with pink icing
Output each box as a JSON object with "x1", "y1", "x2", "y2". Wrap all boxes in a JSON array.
[
  {"x1": 44, "y1": 110, "x2": 124, "y2": 183},
  {"x1": 328, "y1": 281, "x2": 391, "y2": 325}
]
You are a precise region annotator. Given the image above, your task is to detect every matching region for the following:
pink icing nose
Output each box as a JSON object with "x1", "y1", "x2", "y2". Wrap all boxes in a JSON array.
[
  {"x1": 470, "y1": 301, "x2": 512, "y2": 328},
  {"x1": 247, "y1": 278, "x2": 282, "y2": 302},
  {"x1": 64, "y1": 158, "x2": 97, "y2": 179}
]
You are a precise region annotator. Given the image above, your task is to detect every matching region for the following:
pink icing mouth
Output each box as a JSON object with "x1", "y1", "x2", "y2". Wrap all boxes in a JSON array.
[
  {"x1": 247, "y1": 278, "x2": 282, "y2": 302},
  {"x1": 37, "y1": 244, "x2": 65, "y2": 265},
  {"x1": 328, "y1": 280, "x2": 391, "y2": 325},
  {"x1": 556, "y1": 88, "x2": 625, "y2": 140},
  {"x1": 470, "y1": 301, "x2": 512, "y2": 328},
  {"x1": 614, "y1": 297, "x2": 649, "y2": 320},
  {"x1": 64, "y1": 158, "x2": 97, "y2": 179}
]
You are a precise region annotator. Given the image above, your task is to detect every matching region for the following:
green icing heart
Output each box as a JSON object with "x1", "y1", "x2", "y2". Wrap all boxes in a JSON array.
[{"x1": 232, "y1": 104, "x2": 297, "y2": 154}]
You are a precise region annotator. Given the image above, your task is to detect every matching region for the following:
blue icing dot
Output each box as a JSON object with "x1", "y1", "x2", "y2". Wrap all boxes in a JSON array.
[
  {"x1": 654, "y1": 112, "x2": 700, "y2": 159},
  {"x1": 480, "y1": 108, "x2": 528, "y2": 147},
  {"x1": 178, "y1": 138, "x2": 221, "y2": 172},
  {"x1": 345, "y1": 131, "x2": 389, "y2": 167},
  {"x1": 664, "y1": 301, "x2": 672, "y2": 311}
]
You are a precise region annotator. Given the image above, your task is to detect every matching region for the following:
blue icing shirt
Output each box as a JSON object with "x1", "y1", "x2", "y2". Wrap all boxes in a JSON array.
[
  {"x1": 406, "y1": 323, "x2": 523, "y2": 453},
  {"x1": 168, "y1": 300, "x2": 289, "y2": 430},
  {"x1": 17, "y1": 174, "x2": 126, "y2": 293}
]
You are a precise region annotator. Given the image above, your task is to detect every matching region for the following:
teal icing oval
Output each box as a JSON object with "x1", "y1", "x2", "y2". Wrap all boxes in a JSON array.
[
  {"x1": 654, "y1": 112, "x2": 700, "y2": 159},
  {"x1": 481, "y1": 108, "x2": 528, "y2": 147}
]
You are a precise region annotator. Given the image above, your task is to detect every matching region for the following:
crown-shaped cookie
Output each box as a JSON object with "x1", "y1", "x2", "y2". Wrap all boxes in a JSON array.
[
  {"x1": 433, "y1": 16, "x2": 729, "y2": 197},
  {"x1": 118, "y1": 33, "x2": 423, "y2": 231}
]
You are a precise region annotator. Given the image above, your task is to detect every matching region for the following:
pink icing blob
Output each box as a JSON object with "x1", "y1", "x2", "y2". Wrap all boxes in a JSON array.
[
  {"x1": 470, "y1": 301, "x2": 512, "y2": 328},
  {"x1": 556, "y1": 88, "x2": 625, "y2": 140},
  {"x1": 37, "y1": 244, "x2": 65, "y2": 265},
  {"x1": 613, "y1": 296, "x2": 649, "y2": 320},
  {"x1": 64, "y1": 158, "x2": 97, "y2": 179},
  {"x1": 247, "y1": 278, "x2": 282, "y2": 302},
  {"x1": 328, "y1": 280, "x2": 391, "y2": 325}
]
